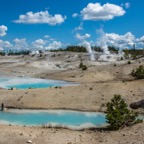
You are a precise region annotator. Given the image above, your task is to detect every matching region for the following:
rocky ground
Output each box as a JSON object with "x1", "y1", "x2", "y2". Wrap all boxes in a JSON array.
[{"x1": 0, "y1": 52, "x2": 144, "y2": 144}]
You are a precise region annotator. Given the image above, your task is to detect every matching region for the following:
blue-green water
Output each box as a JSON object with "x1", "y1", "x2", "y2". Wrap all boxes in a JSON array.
[
  {"x1": 8, "y1": 83, "x2": 57, "y2": 89},
  {"x1": 0, "y1": 110, "x2": 143, "y2": 129},
  {"x1": 0, "y1": 77, "x2": 76, "y2": 89},
  {"x1": 0, "y1": 110, "x2": 106, "y2": 128}
]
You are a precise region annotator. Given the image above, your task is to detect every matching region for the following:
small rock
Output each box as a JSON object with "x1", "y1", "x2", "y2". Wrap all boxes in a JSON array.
[
  {"x1": 122, "y1": 133, "x2": 127, "y2": 136},
  {"x1": 99, "y1": 139, "x2": 103, "y2": 142},
  {"x1": 130, "y1": 102, "x2": 141, "y2": 109},
  {"x1": 89, "y1": 87, "x2": 93, "y2": 90},
  {"x1": 20, "y1": 133, "x2": 23, "y2": 136},
  {"x1": 27, "y1": 140, "x2": 32, "y2": 143}
]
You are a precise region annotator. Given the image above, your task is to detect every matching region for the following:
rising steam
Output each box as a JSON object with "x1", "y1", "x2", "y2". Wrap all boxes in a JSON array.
[{"x1": 83, "y1": 41, "x2": 95, "y2": 61}]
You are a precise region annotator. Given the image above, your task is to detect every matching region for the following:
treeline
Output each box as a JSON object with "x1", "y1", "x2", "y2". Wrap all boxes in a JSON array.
[
  {"x1": 0, "y1": 51, "x2": 5, "y2": 56},
  {"x1": 8, "y1": 50, "x2": 30, "y2": 55},
  {"x1": 0, "y1": 50, "x2": 30, "y2": 56},
  {"x1": 108, "y1": 46, "x2": 144, "y2": 59},
  {"x1": 50, "y1": 45, "x2": 104, "y2": 53},
  {"x1": 124, "y1": 49, "x2": 144, "y2": 59},
  {"x1": 50, "y1": 45, "x2": 144, "y2": 59},
  {"x1": 50, "y1": 46, "x2": 87, "y2": 52},
  {"x1": 50, "y1": 45, "x2": 119, "y2": 53},
  {"x1": 108, "y1": 46, "x2": 119, "y2": 53},
  {"x1": 0, "y1": 46, "x2": 144, "y2": 59}
]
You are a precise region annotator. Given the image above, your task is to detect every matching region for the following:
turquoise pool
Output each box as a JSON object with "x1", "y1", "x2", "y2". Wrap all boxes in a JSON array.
[
  {"x1": 0, "y1": 110, "x2": 107, "y2": 129},
  {"x1": 0, "y1": 77, "x2": 76, "y2": 89}
]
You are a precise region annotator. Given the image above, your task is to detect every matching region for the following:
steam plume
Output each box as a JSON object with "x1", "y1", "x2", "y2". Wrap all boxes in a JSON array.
[{"x1": 83, "y1": 41, "x2": 95, "y2": 61}]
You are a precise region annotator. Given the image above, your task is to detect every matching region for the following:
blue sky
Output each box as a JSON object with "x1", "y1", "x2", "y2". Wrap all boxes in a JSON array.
[{"x1": 0, "y1": 0, "x2": 144, "y2": 51}]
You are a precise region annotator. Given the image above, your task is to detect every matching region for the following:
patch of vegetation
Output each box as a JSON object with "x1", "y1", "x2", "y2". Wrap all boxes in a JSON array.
[
  {"x1": 66, "y1": 46, "x2": 87, "y2": 52},
  {"x1": 123, "y1": 49, "x2": 144, "y2": 59},
  {"x1": 0, "y1": 50, "x2": 30, "y2": 56},
  {"x1": 50, "y1": 45, "x2": 104, "y2": 53},
  {"x1": 79, "y1": 60, "x2": 87, "y2": 71},
  {"x1": 81, "y1": 65, "x2": 87, "y2": 70},
  {"x1": 7, "y1": 50, "x2": 30, "y2": 56},
  {"x1": 92, "y1": 46, "x2": 103, "y2": 53},
  {"x1": 0, "y1": 51, "x2": 5, "y2": 56},
  {"x1": 106, "y1": 95, "x2": 141, "y2": 130},
  {"x1": 121, "y1": 57, "x2": 124, "y2": 60},
  {"x1": 131, "y1": 65, "x2": 144, "y2": 79},
  {"x1": 127, "y1": 61, "x2": 131, "y2": 64},
  {"x1": 79, "y1": 60, "x2": 83, "y2": 68},
  {"x1": 50, "y1": 46, "x2": 87, "y2": 52},
  {"x1": 108, "y1": 46, "x2": 119, "y2": 54},
  {"x1": 114, "y1": 63, "x2": 117, "y2": 66}
]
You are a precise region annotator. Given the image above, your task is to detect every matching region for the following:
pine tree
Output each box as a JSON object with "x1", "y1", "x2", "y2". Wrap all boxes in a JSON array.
[
  {"x1": 106, "y1": 95, "x2": 140, "y2": 130},
  {"x1": 131, "y1": 65, "x2": 144, "y2": 79}
]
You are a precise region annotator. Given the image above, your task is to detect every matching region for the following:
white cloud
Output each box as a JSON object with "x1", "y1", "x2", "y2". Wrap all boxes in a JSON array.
[
  {"x1": 45, "y1": 41, "x2": 62, "y2": 50},
  {"x1": 0, "y1": 39, "x2": 12, "y2": 50},
  {"x1": 121, "y1": 3, "x2": 130, "y2": 8},
  {"x1": 75, "y1": 33, "x2": 91, "y2": 41},
  {"x1": 32, "y1": 39, "x2": 47, "y2": 49},
  {"x1": 96, "y1": 29, "x2": 136, "y2": 49},
  {"x1": 34, "y1": 39, "x2": 46, "y2": 45},
  {"x1": 81, "y1": 3, "x2": 125, "y2": 21},
  {"x1": 137, "y1": 36, "x2": 144, "y2": 45},
  {"x1": 32, "y1": 39, "x2": 62, "y2": 50},
  {"x1": 44, "y1": 35, "x2": 55, "y2": 41},
  {"x1": 44, "y1": 35, "x2": 50, "y2": 38},
  {"x1": 72, "y1": 13, "x2": 79, "y2": 18},
  {"x1": 0, "y1": 25, "x2": 8, "y2": 37},
  {"x1": 13, "y1": 38, "x2": 28, "y2": 50},
  {"x1": 13, "y1": 10, "x2": 67, "y2": 25},
  {"x1": 74, "y1": 22, "x2": 83, "y2": 31},
  {"x1": 125, "y1": 3, "x2": 130, "y2": 8}
]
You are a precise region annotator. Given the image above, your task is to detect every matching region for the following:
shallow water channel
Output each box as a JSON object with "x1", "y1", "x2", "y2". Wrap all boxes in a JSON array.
[
  {"x1": 0, "y1": 77, "x2": 76, "y2": 89},
  {"x1": 0, "y1": 109, "x2": 107, "y2": 129}
]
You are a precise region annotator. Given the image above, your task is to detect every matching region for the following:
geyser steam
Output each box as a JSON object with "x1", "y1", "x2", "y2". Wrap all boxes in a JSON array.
[{"x1": 83, "y1": 41, "x2": 95, "y2": 61}]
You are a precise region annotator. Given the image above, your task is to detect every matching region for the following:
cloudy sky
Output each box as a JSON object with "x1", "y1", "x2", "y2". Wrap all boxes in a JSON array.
[{"x1": 0, "y1": 0, "x2": 144, "y2": 51}]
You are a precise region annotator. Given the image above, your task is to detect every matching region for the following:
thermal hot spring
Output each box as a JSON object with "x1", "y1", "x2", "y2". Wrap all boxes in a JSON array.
[
  {"x1": 0, "y1": 109, "x2": 107, "y2": 129},
  {"x1": 0, "y1": 77, "x2": 77, "y2": 89}
]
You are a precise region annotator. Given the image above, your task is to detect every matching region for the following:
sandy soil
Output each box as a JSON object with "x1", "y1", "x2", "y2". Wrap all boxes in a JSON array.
[
  {"x1": 0, "y1": 123, "x2": 144, "y2": 144},
  {"x1": 0, "y1": 53, "x2": 144, "y2": 144}
]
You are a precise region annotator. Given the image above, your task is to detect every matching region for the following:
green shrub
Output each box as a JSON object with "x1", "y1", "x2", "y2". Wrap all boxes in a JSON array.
[
  {"x1": 79, "y1": 60, "x2": 87, "y2": 71},
  {"x1": 79, "y1": 61, "x2": 83, "y2": 68},
  {"x1": 121, "y1": 57, "x2": 124, "y2": 60},
  {"x1": 81, "y1": 65, "x2": 87, "y2": 70},
  {"x1": 131, "y1": 65, "x2": 144, "y2": 79},
  {"x1": 127, "y1": 61, "x2": 131, "y2": 64},
  {"x1": 106, "y1": 95, "x2": 140, "y2": 130}
]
